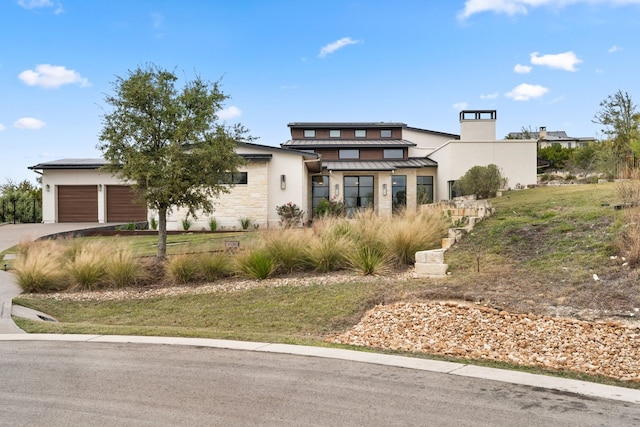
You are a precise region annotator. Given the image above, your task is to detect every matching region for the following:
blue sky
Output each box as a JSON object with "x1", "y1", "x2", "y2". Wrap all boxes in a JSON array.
[{"x1": 1, "y1": 0, "x2": 639, "y2": 183}]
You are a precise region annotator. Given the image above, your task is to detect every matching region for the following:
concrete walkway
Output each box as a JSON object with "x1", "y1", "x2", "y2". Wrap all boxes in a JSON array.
[{"x1": 1, "y1": 223, "x2": 638, "y2": 405}]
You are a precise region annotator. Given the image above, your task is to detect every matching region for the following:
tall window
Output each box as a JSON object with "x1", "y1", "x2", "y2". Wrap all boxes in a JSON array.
[
  {"x1": 417, "y1": 176, "x2": 434, "y2": 204},
  {"x1": 344, "y1": 176, "x2": 374, "y2": 217},
  {"x1": 339, "y1": 149, "x2": 359, "y2": 159},
  {"x1": 329, "y1": 130, "x2": 341, "y2": 138},
  {"x1": 304, "y1": 129, "x2": 316, "y2": 138},
  {"x1": 392, "y1": 175, "x2": 406, "y2": 212},
  {"x1": 312, "y1": 175, "x2": 329, "y2": 216}
]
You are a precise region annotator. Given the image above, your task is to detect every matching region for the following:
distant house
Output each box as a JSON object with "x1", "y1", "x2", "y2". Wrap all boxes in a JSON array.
[
  {"x1": 30, "y1": 110, "x2": 537, "y2": 229},
  {"x1": 508, "y1": 126, "x2": 596, "y2": 149}
]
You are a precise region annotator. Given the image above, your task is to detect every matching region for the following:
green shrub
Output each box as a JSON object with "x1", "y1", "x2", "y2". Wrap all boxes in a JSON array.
[
  {"x1": 197, "y1": 253, "x2": 233, "y2": 281},
  {"x1": 262, "y1": 230, "x2": 308, "y2": 273},
  {"x1": 313, "y1": 198, "x2": 346, "y2": 218},
  {"x1": 347, "y1": 243, "x2": 392, "y2": 275},
  {"x1": 181, "y1": 216, "x2": 192, "y2": 231},
  {"x1": 149, "y1": 217, "x2": 158, "y2": 230},
  {"x1": 239, "y1": 217, "x2": 252, "y2": 230},
  {"x1": 276, "y1": 202, "x2": 305, "y2": 228},
  {"x1": 167, "y1": 254, "x2": 199, "y2": 284},
  {"x1": 236, "y1": 248, "x2": 277, "y2": 280},
  {"x1": 453, "y1": 164, "x2": 506, "y2": 198},
  {"x1": 208, "y1": 217, "x2": 218, "y2": 231},
  {"x1": 304, "y1": 233, "x2": 351, "y2": 273}
]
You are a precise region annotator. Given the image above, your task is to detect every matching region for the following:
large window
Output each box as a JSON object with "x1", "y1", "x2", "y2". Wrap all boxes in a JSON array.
[
  {"x1": 417, "y1": 176, "x2": 434, "y2": 204},
  {"x1": 344, "y1": 176, "x2": 374, "y2": 217},
  {"x1": 304, "y1": 129, "x2": 316, "y2": 138},
  {"x1": 392, "y1": 175, "x2": 406, "y2": 212},
  {"x1": 221, "y1": 172, "x2": 248, "y2": 185},
  {"x1": 383, "y1": 149, "x2": 404, "y2": 159},
  {"x1": 339, "y1": 149, "x2": 359, "y2": 159},
  {"x1": 329, "y1": 129, "x2": 341, "y2": 138}
]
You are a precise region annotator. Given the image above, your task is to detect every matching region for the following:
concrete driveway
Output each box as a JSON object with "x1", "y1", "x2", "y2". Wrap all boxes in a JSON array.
[{"x1": 0, "y1": 223, "x2": 119, "y2": 333}]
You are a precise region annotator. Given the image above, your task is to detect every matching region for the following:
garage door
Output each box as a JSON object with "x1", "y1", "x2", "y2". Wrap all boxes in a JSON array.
[
  {"x1": 57, "y1": 185, "x2": 98, "y2": 222},
  {"x1": 106, "y1": 186, "x2": 147, "y2": 222}
]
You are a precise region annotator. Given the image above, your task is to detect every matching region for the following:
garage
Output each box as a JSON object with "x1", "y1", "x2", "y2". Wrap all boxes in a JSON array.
[
  {"x1": 106, "y1": 185, "x2": 147, "y2": 222},
  {"x1": 57, "y1": 185, "x2": 98, "y2": 222}
]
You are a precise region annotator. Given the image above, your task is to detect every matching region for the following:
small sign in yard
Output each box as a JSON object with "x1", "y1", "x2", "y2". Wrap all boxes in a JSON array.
[{"x1": 225, "y1": 240, "x2": 240, "y2": 252}]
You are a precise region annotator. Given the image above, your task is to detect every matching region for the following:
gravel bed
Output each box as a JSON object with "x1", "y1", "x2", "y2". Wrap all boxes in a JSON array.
[{"x1": 330, "y1": 301, "x2": 640, "y2": 382}]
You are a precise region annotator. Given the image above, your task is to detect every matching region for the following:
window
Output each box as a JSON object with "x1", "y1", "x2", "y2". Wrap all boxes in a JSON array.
[
  {"x1": 304, "y1": 129, "x2": 316, "y2": 138},
  {"x1": 221, "y1": 172, "x2": 248, "y2": 185},
  {"x1": 354, "y1": 130, "x2": 366, "y2": 138},
  {"x1": 417, "y1": 176, "x2": 434, "y2": 204},
  {"x1": 380, "y1": 129, "x2": 392, "y2": 138},
  {"x1": 329, "y1": 129, "x2": 341, "y2": 138},
  {"x1": 392, "y1": 175, "x2": 406, "y2": 212},
  {"x1": 383, "y1": 149, "x2": 404, "y2": 159},
  {"x1": 339, "y1": 149, "x2": 359, "y2": 159},
  {"x1": 312, "y1": 175, "x2": 329, "y2": 216}
]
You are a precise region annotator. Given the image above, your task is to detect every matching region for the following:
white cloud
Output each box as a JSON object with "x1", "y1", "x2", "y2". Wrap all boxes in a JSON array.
[
  {"x1": 505, "y1": 83, "x2": 549, "y2": 101},
  {"x1": 530, "y1": 51, "x2": 582, "y2": 71},
  {"x1": 318, "y1": 37, "x2": 361, "y2": 58},
  {"x1": 458, "y1": 0, "x2": 640, "y2": 20},
  {"x1": 514, "y1": 64, "x2": 532, "y2": 74},
  {"x1": 453, "y1": 102, "x2": 469, "y2": 110},
  {"x1": 0, "y1": 123, "x2": 6, "y2": 131},
  {"x1": 18, "y1": 0, "x2": 63, "y2": 14},
  {"x1": 14, "y1": 117, "x2": 46, "y2": 129},
  {"x1": 218, "y1": 106, "x2": 242, "y2": 120},
  {"x1": 608, "y1": 45, "x2": 623, "y2": 53},
  {"x1": 480, "y1": 92, "x2": 500, "y2": 100},
  {"x1": 18, "y1": 64, "x2": 89, "y2": 89}
]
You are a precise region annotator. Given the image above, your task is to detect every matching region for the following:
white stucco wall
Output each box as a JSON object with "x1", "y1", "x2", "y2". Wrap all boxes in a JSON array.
[
  {"x1": 40, "y1": 169, "x2": 129, "y2": 223},
  {"x1": 427, "y1": 139, "x2": 537, "y2": 201},
  {"x1": 403, "y1": 128, "x2": 455, "y2": 156}
]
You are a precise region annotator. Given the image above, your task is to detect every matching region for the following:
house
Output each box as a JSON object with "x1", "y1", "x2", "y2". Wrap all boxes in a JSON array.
[
  {"x1": 508, "y1": 126, "x2": 596, "y2": 149},
  {"x1": 29, "y1": 110, "x2": 537, "y2": 229}
]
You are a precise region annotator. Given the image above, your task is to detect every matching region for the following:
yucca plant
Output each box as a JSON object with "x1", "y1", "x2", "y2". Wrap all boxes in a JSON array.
[
  {"x1": 197, "y1": 252, "x2": 233, "y2": 281},
  {"x1": 166, "y1": 254, "x2": 199, "y2": 284},
  {"x1": 236, "y1": 248, "x2": 277, "y2": 280},
  {"x1": 347, "y1": 243, "x2": 393, "y2": 276}
]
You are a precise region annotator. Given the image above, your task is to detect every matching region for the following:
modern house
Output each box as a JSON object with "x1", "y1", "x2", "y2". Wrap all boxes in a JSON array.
[
  {"x1": 508, "y1": 126, "x2": 596, "y2": 149},
  {"x1": 29, "y1": 110, "x2": 537, "y2": 229}
]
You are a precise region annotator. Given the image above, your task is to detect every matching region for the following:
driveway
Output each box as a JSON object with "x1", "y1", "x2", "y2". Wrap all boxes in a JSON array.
[{"x1": 0, "y1": 223, "x2": 119, "y2": 333}]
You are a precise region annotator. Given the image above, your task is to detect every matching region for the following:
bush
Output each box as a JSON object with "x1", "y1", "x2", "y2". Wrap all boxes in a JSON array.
[
  {"x1": 236, "y1": 248, "x2": 277, "y2": 280},
  {"x1": 239, "y1": 217, "x2": 252, "y2": 230},
  {"x1": 347, "y1": 244, "x2": 392, "y2": 276},
  {"x1": 149, "y1": 217, "x2": 158, "y2": 230},
  {"x1": 616, "y1": 169, "x2": 640, "y2": 207},
  {"x1": 313, "y1": 198, "x2": 346, "y2": 218},
  {"x1": 13, "y1": 241, "x2": 65, "y2": 292},
  {"x1": 167, "y1": 254, "x2": 199, "y2": 284},
  {"x1": 208, "y1": 217, "x2": 218, "y2": 231},
  {"x1": 65, "y1": 243, "x2": 105, "y2": 291},
  {"x1": 261, "y1": 230, "x2": 308, "y2": 273},
  {"x1": 197, "y1": 253, "x2": 232, "y2": 281},
  {"x1": 276, "y1": 202, "x2": 304, "y2": 228},
  {"x1": 304, "y1": 233, "x2": 352, "y2": 273},
  {"x1": 181, "y1": 216, "x2": 192, "y2": 231},
  {"x1": 616, "y1": 206, "x2": 640, "y2": 267},
  {"x1": 382, "y1": 208, "x2": 448, "y2": 265},
  {"x1": 453, "y1": 164, "x2": 506, "y2": 198}
]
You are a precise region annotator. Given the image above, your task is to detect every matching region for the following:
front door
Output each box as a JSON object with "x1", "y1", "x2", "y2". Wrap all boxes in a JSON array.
[{"x1": 344, "y1": 175, "x2": 374, "y2": 216}]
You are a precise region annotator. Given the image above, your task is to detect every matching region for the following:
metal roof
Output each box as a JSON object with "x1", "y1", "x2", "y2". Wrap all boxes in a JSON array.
[
  {"x1": 288, "y1": 122, "x2": 406, "y2": 128},
  {"x1": 28, "y1": 158, "x2": 108, "y2": 170},
  {"x1": 281, "y1": 139, "x2": 416, "y2": 148},
  {"x1": 322, "y1": 158, "x2": 437, "y2": 171}
]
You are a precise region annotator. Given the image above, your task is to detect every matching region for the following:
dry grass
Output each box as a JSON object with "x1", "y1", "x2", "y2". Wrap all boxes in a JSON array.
[{"x1": 13, "y1": 240, "x2": 66, "y2": 293}]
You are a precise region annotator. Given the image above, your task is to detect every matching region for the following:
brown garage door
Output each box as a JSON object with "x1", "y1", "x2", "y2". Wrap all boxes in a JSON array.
[
  {"x1": 106, "y1": 186, "x2": 147, "y2": 222},
  {"x1": 57, "y1": 185, "x2": 98, "y2": 222}
]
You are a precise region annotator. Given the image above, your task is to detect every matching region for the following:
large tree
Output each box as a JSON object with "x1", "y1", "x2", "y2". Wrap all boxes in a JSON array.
[
  {"x1": 98, "y1": 64, "x2": 248, "y2": 259},
  {"x1": 592, "y1": 90, "x2": 640, "y2": 159}
]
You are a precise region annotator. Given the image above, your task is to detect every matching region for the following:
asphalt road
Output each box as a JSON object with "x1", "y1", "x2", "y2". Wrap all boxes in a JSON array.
[{"x1": 1, "y1": 341, "x2": 638, "y2": 427}]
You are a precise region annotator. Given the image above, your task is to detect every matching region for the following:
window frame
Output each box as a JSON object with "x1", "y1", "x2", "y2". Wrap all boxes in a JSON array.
[
  {"x1": 380, "y1": 129, "x2": 392, "y2": 138},
  {"x1": 339, "y1": 149, "x2": 360, "y2": 159},
  {"x1": 303, "y1": 129, "x2": 316, "y2": 138},
  {"x1": 383, "y1": 149, "x2": 404, "y2": 159},
  {"x1": 354, "y1": 130, "x2": 366, "y2": 138},
  {"x1": 329, "y1": 129, "x2": 341, "y2": 138}
]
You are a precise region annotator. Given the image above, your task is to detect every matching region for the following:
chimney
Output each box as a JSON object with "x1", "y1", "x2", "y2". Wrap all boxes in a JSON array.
[
  {"x1": 539, "y1": 126, "x2": 547, "y2": 140},
  {"x1": 459, "y1": 110, "x2": 496, "y2": 141}
]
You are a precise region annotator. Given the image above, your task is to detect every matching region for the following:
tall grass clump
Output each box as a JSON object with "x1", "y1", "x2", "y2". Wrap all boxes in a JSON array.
[
  {"x1": 616, "y1": 207, "x2": 640, "y2": 268},
  {"x1": 342, "y1": 210, "x2": 392, "y2": 275},
  {"x1": 236, "y1": 248, "x2": 277, "y2": 280},
  {"x1": 304, "y1": 232, "x2": 352, "y2": 273},
  {"x1": 347, "y1": 244, "x2": 393, "y2": 276},
  {"x1": 13, "y1": 240, "x2": 66, "y2": 292},
  {"x1": 261, "y1": 230, "x2": 308, "y2": 273},
  {"x1": 103, "y1": 245, "x2": 143, "y2": 288},
  {"x1": 65, "y1": 242, "x2": 105, "y2": 291},
  {"x1": 167, "y1": 254, "x2": 199, "y2": 284},
  {"x1": 382, "y1": 207, "x2": 449, "y2": 265},
  {"x1": 197, "y1": 252, "x2": 233, "y2": 281}
]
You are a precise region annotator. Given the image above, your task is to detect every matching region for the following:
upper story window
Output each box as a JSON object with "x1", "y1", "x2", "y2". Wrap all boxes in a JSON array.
[
  {"x1": 354, "y1": 130, "x2": 366, "y2": 138},
  {"x1": 304, "y1": 129, "x2": 316, "y2": 138},
  {"x1": 380, "y1": 129, "x2": 392, "y2": 138},
  {"x1": 383, "y1": 149, "x2": 404, "y2": 159},
  {"x1": 339, "y1": 149, "x2": 359, "y2": 159},
  {"x1": 329, "y1": 130, "x2": 341, "y2": 138}
]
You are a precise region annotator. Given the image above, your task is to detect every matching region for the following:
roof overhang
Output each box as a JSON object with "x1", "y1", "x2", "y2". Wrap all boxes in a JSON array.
[{"x1": 322, "y1": 158, "x2": 437, "y2": 172}]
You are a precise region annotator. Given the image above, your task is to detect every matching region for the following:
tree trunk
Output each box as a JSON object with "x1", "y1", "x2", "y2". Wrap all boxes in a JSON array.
[{"x1": 157, "y1": 206, "x2": 168, "y2": 260}]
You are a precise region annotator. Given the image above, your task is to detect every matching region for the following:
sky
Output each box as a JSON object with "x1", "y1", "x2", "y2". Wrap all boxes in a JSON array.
[{"x1": 1, "y1": 0, "x2": 639, "y2": 184}]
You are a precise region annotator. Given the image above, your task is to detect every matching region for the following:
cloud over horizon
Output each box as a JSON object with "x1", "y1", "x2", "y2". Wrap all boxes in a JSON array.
[
  {"x1": 506, "y1": 83, "x2": 549, "y2": 101},
  {"x1": 514, "y1": 64, "x2": 532, "y2": 74},
  {"x1": 18, "y1": 0, "x2": 63, "y2": 14},
  {"x1": 458, "y1": 0, "x2": 640, "y2": 20},
  {"x1": 18, "y1": 64, "x2": 90, "y2": 89},
  {"x1": 218, "y1": 106, "x2": 242, "y2": 120},
  {"x1": 14, "y1": 117, "x2": 46, "y2": 129},
  {"x1": 530, "y1": 51, "x2": 582, "y2": 71},
  {"x1": 318, "y1": 37, "x2": 361, "y2": 58}
]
